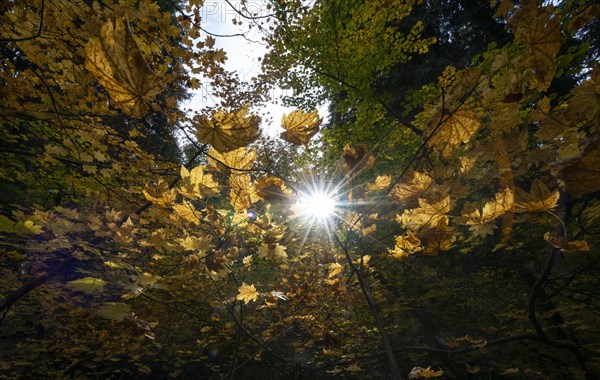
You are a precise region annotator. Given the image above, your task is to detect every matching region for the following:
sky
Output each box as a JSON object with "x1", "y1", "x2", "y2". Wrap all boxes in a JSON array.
[
  {"x1": 185, "y1": 0, "x2": 294, "y2": 136},
  {"x1": 185, "y1": 0, "x2": 327, "y2": 137}
]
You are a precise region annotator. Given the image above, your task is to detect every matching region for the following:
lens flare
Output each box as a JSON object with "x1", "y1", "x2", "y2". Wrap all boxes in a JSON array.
[{"x1": 297, "y1": 189, "x2": 337, "y2": 220}]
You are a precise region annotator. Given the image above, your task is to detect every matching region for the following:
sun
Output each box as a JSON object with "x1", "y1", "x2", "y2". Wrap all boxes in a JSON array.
[{"x1": 297, "y1": 189, "x2": 338, "y2": 220}]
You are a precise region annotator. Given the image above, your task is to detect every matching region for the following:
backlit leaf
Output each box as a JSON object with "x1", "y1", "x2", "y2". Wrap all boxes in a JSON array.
[
  {"x1": 194, "y1": 106, "x2": 260, "y2": 152},
  {"x1": 512, "y1": 180, "x2": 559, "y2": 213},
  {"x1": 236, "y1": 283, "x2": 259, "y2": 304},
  {"x1": 66, "y1": 277, "x2": 105, "y2": 294},
  {"x1": 391, "y1": 171, "x2": 433, "y2": 203},
  {"x1": 97, "y1": 302, "x2": 132, "y2": 321},
  {"x1": 460, "y1": 188, "x2": 514, "y2": 225},
  {"x1": 179, "y1": 165, "x2": 219, "y2": 199},
  {"x1": 367, "y1": 175, "x2": 392, "y2": 192},
  {"x1": 208, "y1": 147, "x2": 256, "y2": 172},
  {"x1": 327, "y1": 262, "x2": 343, "y2": 278},
  {"x1": 85, "y1": 18, "x2": 163, "y2": 117},
  {"x1": 399, "y1": 196, "x2": 451, "y2": 230},
  {"x1": 510, "y1": 5, "x2": 562, "y2": 91},
  {"x1": 426, "y1": 106, "x2": 481, "y2": 158},
  {"x1": 280, "y1": 109, "x2": 322, "y2": 145},
  {"x1": 172, "y1": 200, "x2": 201, "y2": 225}
]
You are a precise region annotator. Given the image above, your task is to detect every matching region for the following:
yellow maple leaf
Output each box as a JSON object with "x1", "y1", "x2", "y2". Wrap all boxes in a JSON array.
[
  {"x1": 85, "y1": 18, "x2": 163, "y2": 117},
  {"x1": 207, "y1": 147, "x2": 256, "y2": 172},
  {"x1": 229, "y1": 174, "x2": 256, "y2": 212},
  {"x1": 391, "y1": 171, "x2": 433, "y2": 203},
  {"x1": 399, "y1": 196, "x2": 451, "y2": 230},
  {"x1": 389, "y1": 231, "x2": 422, "y2": 258},
  {"x1": 327, "y1": 262, "x2": 343, "y2": 279},
  {"x1": 172, "y1": 200, "x2": 200, "y2": 225},
  {"x1": 367, "y1": 175, "x2": 392, "y2": 192},
  {"x1": 236, "y1": 283, "x2": 259, "y2": 304},
  {"x1": 512, "y1": 180, "x2": 559, "y2": 213},
  {"x1": 143, "y1": 179, "x2": 176, "y2": 207},
  {"x1": 420, "y1": 216, "x2": 454, "y2": 255},
  {"x1": 194, "y1": 105, "x2": 260, "y2": 152},
  {"x1": 179, "y1": 165, "x2": 219, "y2": 199},
  {"x1": 510, "y1": 4, "x2": 562, "y2": 91},
  {"x1": 426, "y1": 106, "x2": 481, "y2": 158},
  {"x1": 460, "y1": 188, "x2": 514, "y2": 225},
  {"x1": 280, "y1": 109, "x2": 322, "y2": 145}
]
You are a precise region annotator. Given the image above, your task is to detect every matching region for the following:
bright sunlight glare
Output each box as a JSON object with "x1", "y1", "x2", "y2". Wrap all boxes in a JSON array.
[{"x1": 297, "y1": 190, "x2": 337, "y2": 220}]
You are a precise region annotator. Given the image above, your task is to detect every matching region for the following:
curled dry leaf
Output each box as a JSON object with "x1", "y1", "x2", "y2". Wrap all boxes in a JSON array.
[
  {"x1": 85, "y1": 18, "x2": 163, "y2": 118},
  {"x1": 255, "y1": 176, "x2": 290, "y2": 203},
  {"x1": 194, "y1": 105, "x2": 260, "y2": 152},
  {"x1": 280, "y1": 109, "x2": 322, "y2": 145},
  {"x1": 341, "y1": 144, "x2": 375, "y2": 176}
]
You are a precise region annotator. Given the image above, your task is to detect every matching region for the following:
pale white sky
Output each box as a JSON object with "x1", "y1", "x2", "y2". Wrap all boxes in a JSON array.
[{"x1": 185, "y1": 0, "x2": 327, "y2": 137}]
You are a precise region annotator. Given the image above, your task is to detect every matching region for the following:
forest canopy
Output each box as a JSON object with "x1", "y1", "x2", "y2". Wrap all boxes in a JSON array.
[{"x1": 1, "y1": 0, "x2": 599, "y2": 379}]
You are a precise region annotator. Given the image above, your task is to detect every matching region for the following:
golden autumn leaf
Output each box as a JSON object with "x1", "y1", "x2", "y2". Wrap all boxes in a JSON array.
[
  {"x1": 510, "y1": 4, "x2": 562, "y2": 91},
  {"x1": 420, "y1": 216, "x2": 454, "y2": 255},
  {"x1": 459, "y1": 188, "x2": 514, "y2": 225},
  {"x1": 85, "y1": 18, "x2": 163, "y2": 118},
  {"x1": 327, "y1": 262, "x2": 343, "y2": 278},
  {"x1": 280, "y1": 109, "x2": 322, "y2": 145},
  {"x1": 143, "y1": 178, "x2": 176, "y2": 206},
  {"x1": 426, "y1": 106, "x2": 481, "y2": 158},
  {"x1": 179, "y1": 165, "x2": 219, "y2": 199},
  {"x1": 229, "y1": 174, "x2": 256, "y2": 212},
  {"x1": 367, "y1": 175, "x2": 392, "y2": 192},
  {"x1": 194, "y1": 106, "x2": 260, "y2": 152},
  {"x1": 172, "y1": 200, "x2": 200, "y2": 225},
  {"x1": 544, "y1": 232, "x2": 590, "y2": 252},
  {"x1": 257, "y1": 243, "x2": 288, "y2": 262},
  {"x1": 236, "y1": 283, "x2": 259, "y2": 304},
  {"x1": 389, "y1": 231, "x2": 422, "y2": 258},
  {"x1": 399, "y1": 196, "x2": 451, "y2": 230},
  {"x1": 550, "y1": 136, "x2": 600, "y2": 198},
  {"x1": 255, "y1": 176, "x2": 291, "y2": 203},
  {"x1": 512, "y1": 180, "x2": 559, "y2": 213},
  {"x1": 390, "y1": 171, "x2": 433, "y2": 203},
  {"x1": 207, "y1": 147, "x2": 256, "y2": 172}
]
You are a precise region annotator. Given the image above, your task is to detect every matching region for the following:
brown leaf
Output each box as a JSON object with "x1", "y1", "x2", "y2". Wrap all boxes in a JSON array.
[
  {"x1": 341, "y1": 144, "x2": 375, "y2": 176},
  {"x1": 550, "y1": 136, "x2": 600, "y2": 198},
  {"x1": 510, "y1": 5, "x2": 562, "y2": 91}
]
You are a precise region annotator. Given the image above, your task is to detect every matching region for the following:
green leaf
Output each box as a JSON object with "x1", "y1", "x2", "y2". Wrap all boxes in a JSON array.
[
  {"x1": 66, "y1": 277, "x2": 106, "y2": 294},
  {"x1": 97, "y1": 302, "x2": 131, "y2": 321}
]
